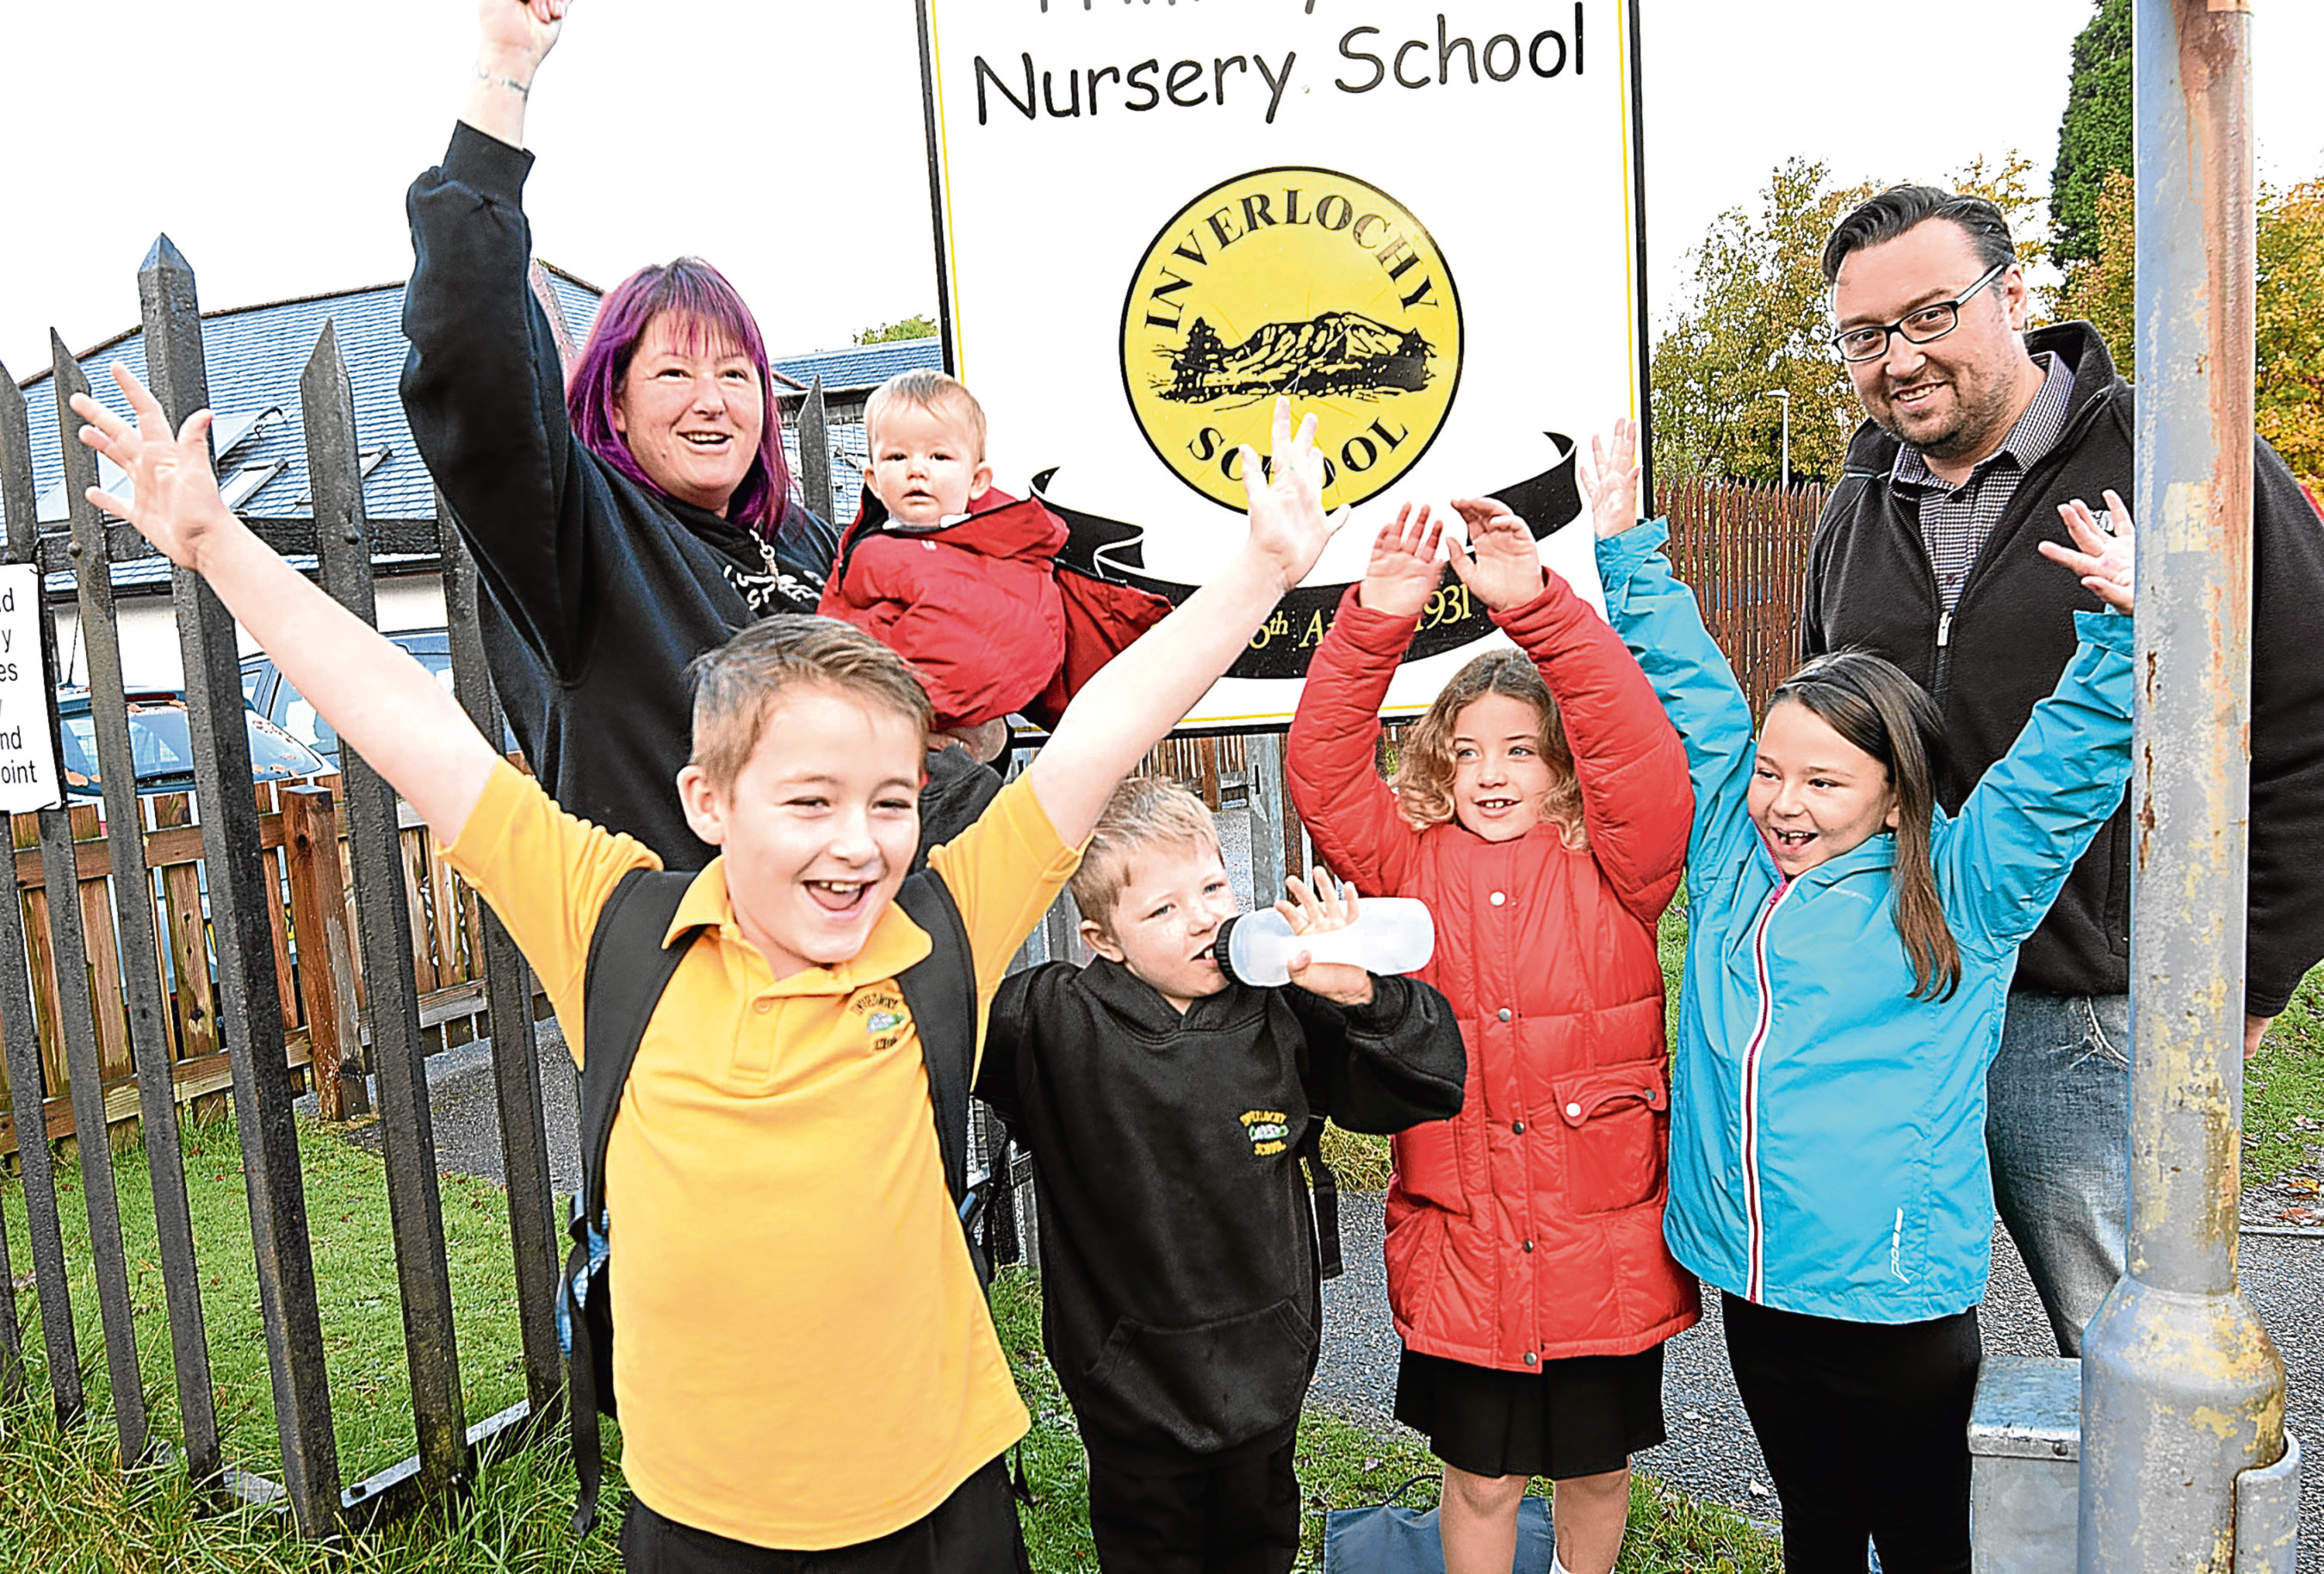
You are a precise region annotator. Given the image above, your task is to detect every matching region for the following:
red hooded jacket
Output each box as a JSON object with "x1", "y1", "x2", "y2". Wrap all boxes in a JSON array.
[
  {"x1": 1288, "y1": 575, "x2": 1700, "y2": 1369},
  {"x1": 820, "y1": 487, "x2": 1070, "y2": 732}
]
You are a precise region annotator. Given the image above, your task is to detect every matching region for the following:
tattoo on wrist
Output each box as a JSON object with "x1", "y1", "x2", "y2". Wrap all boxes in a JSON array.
[{"x1": 474, "y1": 64, "x2": 533, "y2": 98}]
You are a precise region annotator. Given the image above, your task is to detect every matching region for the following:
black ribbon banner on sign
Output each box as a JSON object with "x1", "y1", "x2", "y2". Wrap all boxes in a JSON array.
[{"x1": 1033, "y1": 434, "x2": 1583, "y2": 681}]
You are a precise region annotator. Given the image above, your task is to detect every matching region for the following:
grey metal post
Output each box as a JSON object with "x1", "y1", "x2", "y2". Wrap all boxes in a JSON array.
[{"x1": 2077, "y1": 4, "x2": 2289, "y2": 1567}]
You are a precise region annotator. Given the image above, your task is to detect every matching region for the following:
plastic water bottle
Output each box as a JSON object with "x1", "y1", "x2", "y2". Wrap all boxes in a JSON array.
[{"x1": 1215, "y1": 898, "x2": 1436, "y2": 988}]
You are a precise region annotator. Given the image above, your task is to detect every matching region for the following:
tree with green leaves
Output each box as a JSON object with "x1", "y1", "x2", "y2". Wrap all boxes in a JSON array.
[
  {"x1": 854, "y1": 313, "x2": 938, "y2": 345},
  {"x1": 1649, "y1": 153, "x2": 2047, "y2": 488},
  {"x1": 2051, "y1": 0, "x2": 2132, "y2": 270}
]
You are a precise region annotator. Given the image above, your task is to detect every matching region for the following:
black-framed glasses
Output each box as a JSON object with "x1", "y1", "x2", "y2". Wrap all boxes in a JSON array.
[{"x1": 1830, "y1": 260, "x2": 2011, "y2": 363}]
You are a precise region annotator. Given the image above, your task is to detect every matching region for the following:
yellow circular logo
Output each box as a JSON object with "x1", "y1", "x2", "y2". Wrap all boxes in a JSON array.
[{"x1": 1119, "y1": 167, "x2": 1463, "y2": 513}]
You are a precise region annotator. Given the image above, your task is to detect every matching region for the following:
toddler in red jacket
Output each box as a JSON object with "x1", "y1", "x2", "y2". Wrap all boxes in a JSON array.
[
  {"x1": 819, "y1": 370, "x2": 1069, "y2": 761},
  {"x1": 1286, "y1": 493, "x2": 1697, "y2": 1574}
]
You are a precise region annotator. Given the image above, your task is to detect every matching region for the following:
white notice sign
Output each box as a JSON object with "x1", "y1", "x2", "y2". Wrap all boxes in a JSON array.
[
  {"x1": 0, "y1": 564, "x2": 64, "y2": 813},
  {"x1": 917, "y1": 0, "x2": 1646, "y2": 727}
]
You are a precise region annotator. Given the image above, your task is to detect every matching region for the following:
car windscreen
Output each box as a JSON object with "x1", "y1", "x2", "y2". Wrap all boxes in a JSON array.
[{"x1": 58, "y1": 699, "x2": 325, "y2": 794}]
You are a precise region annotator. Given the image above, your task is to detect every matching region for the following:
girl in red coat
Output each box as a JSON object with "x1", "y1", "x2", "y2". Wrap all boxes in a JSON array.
[{"x1": 1287, "y1": 491, "x2": 1697, "y2": 1574}]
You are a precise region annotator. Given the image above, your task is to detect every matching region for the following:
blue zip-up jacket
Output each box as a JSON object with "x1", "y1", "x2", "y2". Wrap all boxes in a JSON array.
[{"x1": 1600, "y1": 521, "x2": 2133, "y2": 1323}]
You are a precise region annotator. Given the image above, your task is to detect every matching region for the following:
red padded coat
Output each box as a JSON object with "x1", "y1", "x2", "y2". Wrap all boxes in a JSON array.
[
  {"x1": 819, "y1": 487, "x2": 1069, "y2": 732},
  {"x1": 1288, "y1": 576, "x2": 1700, "y2": 1370}
]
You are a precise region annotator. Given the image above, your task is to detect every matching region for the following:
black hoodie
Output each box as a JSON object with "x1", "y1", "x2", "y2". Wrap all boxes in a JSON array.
[
  {"x1": 977, "y1": 958, "x2": 1463, "y2": 1460},
  {"x1": 1802, "y1": 321, "x2": 2324, "y2": 1016}
]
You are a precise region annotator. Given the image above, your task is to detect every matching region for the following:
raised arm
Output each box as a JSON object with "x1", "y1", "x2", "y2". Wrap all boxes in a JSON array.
[
  {"x1": 74, "y1": 368, "x2": 500, "y2": 840},
  {"x1": 1027, "y1": 398, "x2": 1342, "y2": 846},
  {"x1": 1445, "y1": 496, "x2": 1688, "y2": 923},
  {"x1": 1285, "y1": 507, "x2": 1442, "y2": 894},
  {"x1": 1950, "y1": 497, "x2": 2137, "y2": 945},
  {"x1": 401, "y1": 0, "x2": 596, "y2": 674},
  {"x1": 464, "y1": 0, "x2": 564, "y2": 146},
  {"x1": 1564, "y1": 424, "x2": 1758, "y2": 875}
]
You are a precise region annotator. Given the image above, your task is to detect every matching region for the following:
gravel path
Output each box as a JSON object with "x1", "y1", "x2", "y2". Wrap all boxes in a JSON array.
[{"x1": 1312, "y1": 1187, "x2": 2322, "y2": 1568}]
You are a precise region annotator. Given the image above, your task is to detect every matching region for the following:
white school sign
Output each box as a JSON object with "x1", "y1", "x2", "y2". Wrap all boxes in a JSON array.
[{"x1": 916, "y1": 0, "x2": 1648, "y2": 727}]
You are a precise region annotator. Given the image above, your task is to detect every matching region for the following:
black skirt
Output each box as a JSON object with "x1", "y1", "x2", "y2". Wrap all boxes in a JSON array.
[{"x1": 1394, "y1": 1343, "x2": 1667, "y2": 1481}]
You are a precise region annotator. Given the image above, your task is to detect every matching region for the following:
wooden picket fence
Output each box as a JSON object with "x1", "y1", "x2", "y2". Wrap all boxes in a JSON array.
[
  {"x1": 1662, "y1": 476, "x2": 1827, "y2": 714},
  {"x1": 0, "y1": 780, "x2": 521, "y2": 1159}
]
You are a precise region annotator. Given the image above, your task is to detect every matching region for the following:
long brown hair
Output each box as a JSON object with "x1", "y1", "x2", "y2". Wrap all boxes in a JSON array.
[
  {"x1": 1766, "y1": 651, "x2": 1959, "y2": 1001},
  {"x1": 1393, "y1": 650, "x2": 1586, "y2": 846}
]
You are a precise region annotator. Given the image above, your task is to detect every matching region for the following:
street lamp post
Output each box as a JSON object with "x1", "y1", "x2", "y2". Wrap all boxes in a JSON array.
[{"x1": 1761, "y1": 388, "x2": 1790, "y2": 490}]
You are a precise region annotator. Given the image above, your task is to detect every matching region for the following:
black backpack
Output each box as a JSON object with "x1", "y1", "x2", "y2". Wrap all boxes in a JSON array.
[{"x1": 560, "y1": 866, "x2": 997, "y2": 1534}]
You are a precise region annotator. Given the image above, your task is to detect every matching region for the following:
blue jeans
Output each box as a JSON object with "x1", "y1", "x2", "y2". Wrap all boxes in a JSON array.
[{"x1": 1985, "y1": 990, "x2": 2131, "y2": 1356}]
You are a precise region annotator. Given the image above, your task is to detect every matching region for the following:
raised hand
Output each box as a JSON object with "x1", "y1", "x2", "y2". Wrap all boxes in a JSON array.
[
  {"x1": 1359, "y1": 504, "x2": 1446, "y2": 619},
  {"x1": 70, "y1": 364, "x2": 238, "y2": 574},
  {"x1": 1277, "y1": 867, "x2": 1373, "y2": 1006},
  {"x1": 1446, "y1": 497, "x2": 1547, "y2": 613},
  {"x1": 1238, "y1": 396, "x2": 1346, "y2": 593},
  {"x1": 2038, "y1": 490, "x2": 2135, "y2": 614},
  {"x1": 467, "y1": 0, "x2": 568, "y2": 145},
  {"x1": 1580, "y1": 418, "x2": 1643, "y2": 539},
  {"x1": 479, "y1": 0, "x2": 566, "y2": 70}
]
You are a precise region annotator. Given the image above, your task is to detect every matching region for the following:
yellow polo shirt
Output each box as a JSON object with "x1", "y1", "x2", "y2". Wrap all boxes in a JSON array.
[{"x1": 443, "y1": 763, "x2": 1079, "y2": 1549}]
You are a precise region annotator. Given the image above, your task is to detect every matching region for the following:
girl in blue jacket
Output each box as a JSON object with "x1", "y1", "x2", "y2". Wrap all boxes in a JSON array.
[{"x1": 1580, "y1": 421, "x2": 2136, "y2": 1574}]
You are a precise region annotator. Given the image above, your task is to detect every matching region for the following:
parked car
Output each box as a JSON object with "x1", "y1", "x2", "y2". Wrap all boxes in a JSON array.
[
  {"x1": 240, "y1": 628, "x2": 519, "y2": 769},
  {"x1": 54, "y1": 689, "x2": 331, "y2": 799}
]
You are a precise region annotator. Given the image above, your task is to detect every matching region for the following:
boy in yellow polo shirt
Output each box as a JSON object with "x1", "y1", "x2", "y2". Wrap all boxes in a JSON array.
[{"x1": 74, "y1": 364, "x2": 1342, "y2": 1572}]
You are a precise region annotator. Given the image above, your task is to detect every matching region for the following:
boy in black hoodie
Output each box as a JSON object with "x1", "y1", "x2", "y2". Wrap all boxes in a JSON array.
[{"x1": 977, "y1": 776, "x2": 1465, "y2": 1573}]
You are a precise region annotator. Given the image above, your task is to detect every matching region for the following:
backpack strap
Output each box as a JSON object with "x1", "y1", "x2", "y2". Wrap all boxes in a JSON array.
[
  {"x1": 893, "y1": 868, "x2": 994, "y2": 1278},
  {"x1": 569, "y1": 866, "x2": 699, "y2": 1534},
  {"x1": 1297, "y1": 1119, "x2": 1343, "y2": 1280}
]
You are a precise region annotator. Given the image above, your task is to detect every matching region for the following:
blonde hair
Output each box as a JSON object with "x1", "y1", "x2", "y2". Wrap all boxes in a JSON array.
[
  {"x1": 865, "y1": 369, "x2": 988, "y2": 460},
  {"x1": 686, "y1": 614, "x2": 933, "y2": 791},
  {"x1": 1069, "y1": 775, "x2": 1221, "y2": 930},
  {"x1": 1393, "y1": 650, "x2": 1585, "y2": 845}
]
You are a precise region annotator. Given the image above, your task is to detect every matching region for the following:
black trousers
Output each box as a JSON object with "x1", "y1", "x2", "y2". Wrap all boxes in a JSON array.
[
  {"x1": 1721, "y1": 1293, "x2": 1980, "y2": 1574},
  {"x1": 619, "y1": 1456, "x2": 1030, "y2": 1574},
  {"x1": 1083, "y1": 1428, "x2": 1301, "y2": 1574}
]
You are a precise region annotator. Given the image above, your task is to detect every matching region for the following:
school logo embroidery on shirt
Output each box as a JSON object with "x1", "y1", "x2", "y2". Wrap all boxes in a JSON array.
[
  {"x1": 1119, "y1": 167, "x2": 1463, "y2": 514},
  {"x1": 1240, "y1": 1109, "x2": 1292, "y2": 1157},
  {"x1": 848, "y1": 988, "x2": 911, "y2": 1056}
]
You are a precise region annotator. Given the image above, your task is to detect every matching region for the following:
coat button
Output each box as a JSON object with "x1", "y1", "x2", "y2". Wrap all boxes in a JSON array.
[
  {"x1": 1522, "y1": 1239, "x2": 1535, "y2": 1253},
  {"x1": 1497, "y1": 1008, "x2": 1512, "y2": 1022},
  {"x1": 753, "y1": 998, "x2": 773, "y2": 1014},
  {"x1": 1511, "y1": 1120, "x2": 1526, "y2": 1135},
  {"x1": 1523, "y1": 1352, "x2": 1538, "y2": 1367},
  {"x1": 1566, "y1": 1101, "x2": 1583, "y2": 1119},
  {"x1": 1489, "y1": 891, "x2": 1506, "y2": 906}
]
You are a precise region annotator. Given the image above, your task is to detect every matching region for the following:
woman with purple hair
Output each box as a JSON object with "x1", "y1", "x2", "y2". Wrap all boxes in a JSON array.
[{"x1": 402, "y1": 0, "x2": 991, "y2": 869}]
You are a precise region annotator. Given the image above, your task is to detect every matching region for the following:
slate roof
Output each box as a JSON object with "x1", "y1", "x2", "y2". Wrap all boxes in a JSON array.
[
  {"x1": 11, "y1": 272, "x2": 930, "y2": 580},
  {"x1": 772, "y1": 337, "x2": 942, "y2": 394}
]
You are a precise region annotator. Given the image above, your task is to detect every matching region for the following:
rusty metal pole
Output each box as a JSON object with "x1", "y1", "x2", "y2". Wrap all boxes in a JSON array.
[{"x1": 2077, "y1": 2, "x2": 2291, "y2": 1569}]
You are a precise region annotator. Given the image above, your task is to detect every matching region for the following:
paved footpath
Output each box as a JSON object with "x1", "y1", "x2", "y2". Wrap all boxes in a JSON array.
[
  {"x1": 353, "y1": 1023, "x2": 2318, "y2": 1567},
  {"x1": 1312, "y1": 1187, "x2": 2322, "y2": 1570}
]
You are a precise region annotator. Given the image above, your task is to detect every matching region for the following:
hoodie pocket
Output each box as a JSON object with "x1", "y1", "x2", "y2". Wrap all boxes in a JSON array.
[
  {"x1": 1552, "y1": 1057, "x2": 1670, "y2": 1216},
  {"x1": 1080, "y1": 1300, "x2": 1316, "y2": 1454}
]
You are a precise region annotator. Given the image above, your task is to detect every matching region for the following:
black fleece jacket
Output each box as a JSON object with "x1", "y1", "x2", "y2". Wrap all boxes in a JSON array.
[
  {"x1": 977, "y1": 958, "x2": 1463, "y2": 1461},
  {"x1": 401, "y1": 123, "x2": 857, "y2": 870},
  {"x1": 1802, "y1": 321, "x2": 2324, "y2": 1016}
]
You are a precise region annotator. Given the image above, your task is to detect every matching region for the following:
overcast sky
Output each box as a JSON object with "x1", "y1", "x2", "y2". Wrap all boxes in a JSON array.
[{"x1": 3, "y1": 2, "x2": 2321, "y2": 384}]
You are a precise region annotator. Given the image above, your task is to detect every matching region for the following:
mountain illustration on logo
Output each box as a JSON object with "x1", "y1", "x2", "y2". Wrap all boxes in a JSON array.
[{"x1": 1157, "y1": 311, "x2": 1435, "y2": 405}]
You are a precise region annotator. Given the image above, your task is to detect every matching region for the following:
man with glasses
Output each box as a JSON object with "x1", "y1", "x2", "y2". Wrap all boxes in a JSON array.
[{"x1": 1798, "y1": 184, "x2": 2324, "y2": 1359}]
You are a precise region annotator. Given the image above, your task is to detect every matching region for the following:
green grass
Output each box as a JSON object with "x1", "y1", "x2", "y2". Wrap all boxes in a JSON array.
[
  {"x1": 2247, "y1": 962, "x2": 2324, "y2": 1187},
  {"x1": 1, "y1": 1113, "x2": 532, "y2": 1486},
  {"x1": 0, "y1": 1118, "x2": 1777, "y2": 1569}
]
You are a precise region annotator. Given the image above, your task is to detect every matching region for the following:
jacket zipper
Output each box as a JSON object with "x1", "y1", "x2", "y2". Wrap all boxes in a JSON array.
[
  {"x1": 1740, "y1": 876, "x2": 1796, "y2": 1304},
  {"x1": 1919, "y1": 378, "x2": 2112, "y2": 706}
]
